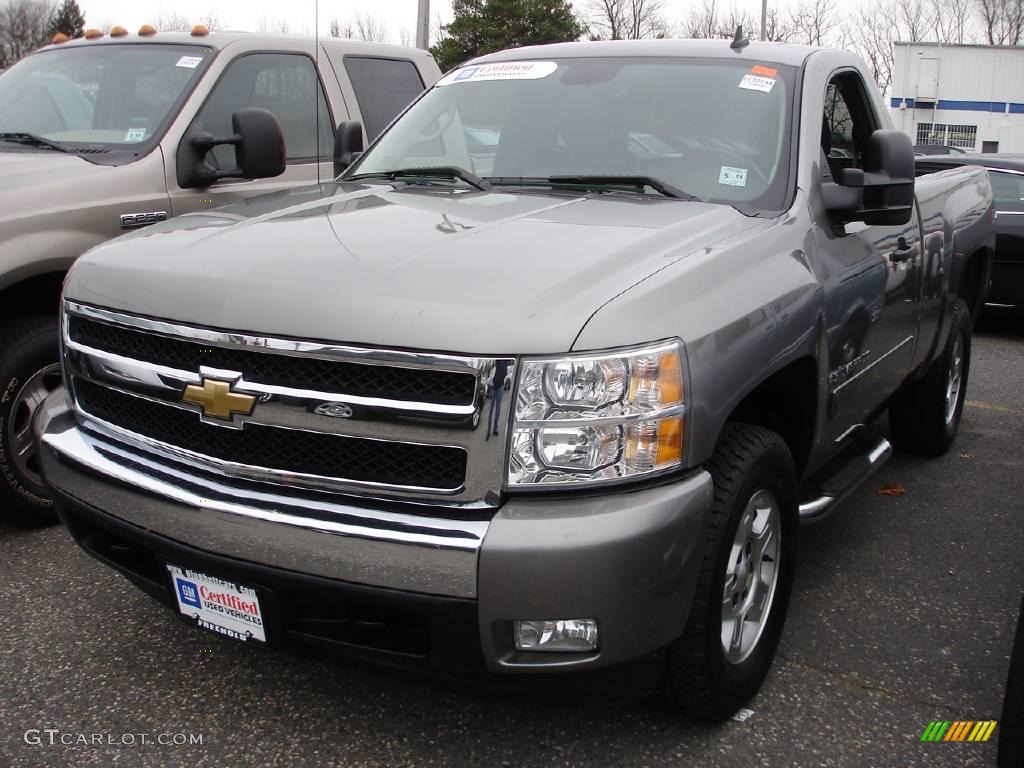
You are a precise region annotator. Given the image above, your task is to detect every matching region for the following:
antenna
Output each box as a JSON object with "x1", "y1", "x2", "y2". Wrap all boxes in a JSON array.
[
  {"x1": 315, "y1": 0, "x2": 321, "y2": 184},
  {"x1": 731, "y1": 25, "x2": 750, "y2": 51}
]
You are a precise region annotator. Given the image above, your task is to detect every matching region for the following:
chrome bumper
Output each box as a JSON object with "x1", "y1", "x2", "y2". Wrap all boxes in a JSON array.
[
  {"x1": 38, "y1": 387, "x2": 715, "y2": 672},
  {"x1": 37, "y1": 390, "x2": 485, "y2": 598}
]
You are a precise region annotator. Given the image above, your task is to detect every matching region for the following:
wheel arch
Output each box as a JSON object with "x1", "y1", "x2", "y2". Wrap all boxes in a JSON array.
[
  {"x1": 712, "y1": 355, "x2": 819, "y2": 479},
  {"x1": 954, "y1": 246, "x2": 992, "y2": 325},
  {"x1": 0, "y1": 271, "x2": 66, "y2": 323}
]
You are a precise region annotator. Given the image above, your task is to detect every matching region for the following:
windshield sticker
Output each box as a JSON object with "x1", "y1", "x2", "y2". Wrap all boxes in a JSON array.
[
  {"x1": 176, "y1": 55, "x2": 203, "y2": 69},
  {"x1": 719, "y1": 166, "x2": 748, "y2": 187},
  {"x1": 124, "y1": 128, "x2": 147, "y2": 142},
  {"x1": 750, "y1": 65, "x2": 778, "y2": 78},
  {"x1": 437, "y1": 61, "x2": 557, "y2": 86},
  {"x1": 739, "y1": 73, "x2": 776, "y2": 93}
]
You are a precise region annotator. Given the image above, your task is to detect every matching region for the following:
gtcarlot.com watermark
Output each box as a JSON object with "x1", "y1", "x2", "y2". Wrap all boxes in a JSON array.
[{"x1": 25, "y1": 729, "x2": 204, "y2": 747}]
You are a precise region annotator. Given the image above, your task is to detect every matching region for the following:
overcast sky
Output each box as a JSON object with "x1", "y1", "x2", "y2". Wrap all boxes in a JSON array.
[{"x1": 80, "y1": 0, "x2": 828, "y2": 44}]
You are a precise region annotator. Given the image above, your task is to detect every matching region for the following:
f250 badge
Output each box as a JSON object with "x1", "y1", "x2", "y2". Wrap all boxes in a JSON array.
[{"x1": 120, "y1": 211, "x2": 168, "y2": 229}]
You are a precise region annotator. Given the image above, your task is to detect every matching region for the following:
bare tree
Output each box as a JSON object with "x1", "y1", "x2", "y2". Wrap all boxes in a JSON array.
[
  {"x1": 788, "y1": 0, "x2": 841, "y2": 45},
  {"x1": 197, "y1": 12, "x2": 221, "y2": 32},
  {"x1": 847, "y1": 0, "x2": 977, "y2": 94},
  {"x1": 763, "y1": 7, "x2": 793, "y2": 40},
  {"x1": 398, "y1": 27, "x2": 413, "y2": 46},
  {"x1": 154, "y1": 10, "x2": 192, "y2": 31},
  {"x1": 0, "y1": 0, "x2": 56, "y2": 67},
  {"x1": 430, "y1": 11, "x2": 448, "y2": 48},
  {"x1": 586, "y1": 0, "x2": 666, "y2": 39},
  {"x1": 683, "y1": 0, "x2": 723, "y2": 38},
  {"x1": 850, "y1": 0, "x2": 900, "y2": 93},
  {"x1": 975, "y1": 0, "x2": 1024, "y2": 43},
  {"x1": 718, "y1": 6, "x2": 755, "y2": 37},
  {"x1": 256, "y1": 17, "x2": 291, "y2": 34},
  {"x1": 354, "y1": 13, "x2": 389, "y2": 42},
  {"x1": 928, "y1": 0, "x2": 973, "y2": 42},
  {"x1": 895, "y1": 0, "x2": 936, "y2": 42}
]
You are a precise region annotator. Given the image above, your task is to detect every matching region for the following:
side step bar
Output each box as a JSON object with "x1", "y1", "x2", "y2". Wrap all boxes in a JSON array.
[{"x1": 798, "y1": 437, "x2": 892, "y2": 523}]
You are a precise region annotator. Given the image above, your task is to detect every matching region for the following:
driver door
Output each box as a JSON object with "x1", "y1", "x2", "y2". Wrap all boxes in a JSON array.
[{"x1": 814, "y1": 71, "x2": 923, "y2": 437}]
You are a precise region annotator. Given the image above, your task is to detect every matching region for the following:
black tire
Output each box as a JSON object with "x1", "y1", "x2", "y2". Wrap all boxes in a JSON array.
[
  {"x1": 0, "y1": 315, "x2": 61, "y2": 527},
  {"x1": 658, "y1": 422, "x2": 798, "y2": 720},
  {"x1": 889, "y1": 298, "x2": 971, "y2": 457},
  {"x1": 999, "y1": 596, "x2": 1024, "y2": 768}
]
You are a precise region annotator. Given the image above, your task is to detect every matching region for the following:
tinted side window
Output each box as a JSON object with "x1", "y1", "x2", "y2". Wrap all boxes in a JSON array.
[
  {"x1": 194, "y1": 53, "x2": 334, "y2": 167},
  {"x1": 989, "y1": 170, "x2": 1024, "y2": 211},
  {"x1": 344, "y1": 57, "x2": 424, "y2": 139},
  {"x1": 822, "y1": 74, "x2": 877, "y2": 179}
]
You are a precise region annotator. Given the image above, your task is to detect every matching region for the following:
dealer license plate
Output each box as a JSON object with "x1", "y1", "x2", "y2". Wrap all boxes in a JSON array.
[{"x1": 167, "y1": 564, "x2": 266, "y2": 643}]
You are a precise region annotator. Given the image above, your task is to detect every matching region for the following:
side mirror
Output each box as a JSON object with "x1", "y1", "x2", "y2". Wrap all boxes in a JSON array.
[
  {"x1": 334, "y1": 120, "x2": 364, "y2": 177},
  {"x1": 859, "y1": 129, "x2": 915, "y2": 225},
  {"x1": 822, "y1": 130, "x2": 915, "y2": 226},
  {"x1": 177, "y1": 107, "x2": 286, "y2": 189},
  {"x1": 822, "y1": 168, "x2": 864, "y2": 214}
]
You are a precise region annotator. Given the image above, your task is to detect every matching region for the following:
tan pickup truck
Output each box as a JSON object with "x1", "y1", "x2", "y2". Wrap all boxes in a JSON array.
[{"x1": 0, "y1": 29, "x2": 440, "y2": 525}]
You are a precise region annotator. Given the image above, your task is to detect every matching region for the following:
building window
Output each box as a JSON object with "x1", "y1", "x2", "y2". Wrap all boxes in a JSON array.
[{"x1": 916, "y1": 123, "x2": 977, "y2": 150}]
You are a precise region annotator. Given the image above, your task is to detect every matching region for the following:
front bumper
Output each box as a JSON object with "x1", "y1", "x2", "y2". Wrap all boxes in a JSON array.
[{"x1": 37, "y1": 388, "x2": 712, "y2": 691}]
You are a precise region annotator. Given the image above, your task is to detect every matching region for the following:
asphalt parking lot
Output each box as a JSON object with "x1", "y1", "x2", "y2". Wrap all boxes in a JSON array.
[{"x1": 1, "y1": 315, "x2": 1022, "y2": 768}]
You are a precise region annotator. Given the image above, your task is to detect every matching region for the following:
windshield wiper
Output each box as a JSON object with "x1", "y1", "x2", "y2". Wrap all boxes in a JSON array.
[
  {"x1": 347, "y1": 166, "x2": 493, "y2": 192},
  {"x1": 488, "y1": 174, "x2": 702, "y2": 202},
  {"x1": 0, "y1": 132, "x2": 72, "y2": 153}
]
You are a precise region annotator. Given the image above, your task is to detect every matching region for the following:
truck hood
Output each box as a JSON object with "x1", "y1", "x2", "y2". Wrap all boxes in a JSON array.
[
  {"x1": 0, "y1": 148, "x2": 106, "y2": 207},
  {"x1": 66, "y1": 183, "x2": 759, "y2": 354}
]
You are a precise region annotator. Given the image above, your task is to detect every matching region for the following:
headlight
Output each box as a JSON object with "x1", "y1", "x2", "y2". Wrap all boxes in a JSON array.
[{"x1": 508, "y1": 340, "x2": 686, "y2": 487}]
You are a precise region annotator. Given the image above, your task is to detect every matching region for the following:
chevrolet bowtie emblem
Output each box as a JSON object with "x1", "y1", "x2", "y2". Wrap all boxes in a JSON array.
[{"x1": 181, "y1": 378, "x2": 256, "y2": 421}]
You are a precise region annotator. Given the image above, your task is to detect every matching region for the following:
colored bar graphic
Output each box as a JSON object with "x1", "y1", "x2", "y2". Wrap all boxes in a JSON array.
[
  {"x1": 921, "y1": 721, "x2": 950, "y2": 741},
  {"x1": 945, "y1": 721, "x2": 972, "y2": 741},
  {"x1": 921, "y1": 720, "x2": 996, "y2": 742}
]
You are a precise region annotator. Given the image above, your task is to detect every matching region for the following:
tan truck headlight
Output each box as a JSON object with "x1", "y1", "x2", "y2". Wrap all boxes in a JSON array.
[{"x1": 508, "y1": 341, "x2": 687, "y2": 486}]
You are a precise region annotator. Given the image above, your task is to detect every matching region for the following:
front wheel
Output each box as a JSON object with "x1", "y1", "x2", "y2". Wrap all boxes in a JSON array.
[
  {"x1": 658, "y1": 423, "x2": 797, "y2": 719},
  {"x1": 0, "y1": 315, "x2": 61, "y2": 527}
]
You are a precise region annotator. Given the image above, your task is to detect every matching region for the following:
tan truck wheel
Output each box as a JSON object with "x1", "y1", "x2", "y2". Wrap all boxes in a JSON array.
[{"x1": 0, "y1": 315, "x2": 61, "y2": 527}]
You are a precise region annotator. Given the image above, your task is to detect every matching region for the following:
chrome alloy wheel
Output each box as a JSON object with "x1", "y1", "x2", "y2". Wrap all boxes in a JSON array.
[
  {"x1": 721, "y1": 489, "x2": 781, "y2": 664},
  {"x1": 945, "y1": 332, "x2": 964, "y2": 425},
  {"x1": 5, "y1": 363, "x2": 62, "y2": 490}
]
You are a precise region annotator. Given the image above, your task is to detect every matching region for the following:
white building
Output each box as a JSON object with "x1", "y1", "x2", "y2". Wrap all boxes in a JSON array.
[{"x1": 890, "y1": 42, "x2": 1024, "y2": 153}]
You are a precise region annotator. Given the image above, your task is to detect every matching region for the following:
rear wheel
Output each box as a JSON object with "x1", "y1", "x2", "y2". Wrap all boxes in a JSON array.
[
  {"x1": 889, "y1": 298, "x2": 971, "y2": 456},
  {"x1": 658, "y1": 423, "x2": 797, "y2": 719},
  {"x1": 0, "y1": 315, "x2": 61, "y2": 527}
]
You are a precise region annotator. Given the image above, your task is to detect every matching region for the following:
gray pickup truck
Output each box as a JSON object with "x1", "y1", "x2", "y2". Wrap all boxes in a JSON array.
[
  {"x1": 35, "y1": 39, "x2": 994, "y2": 716},
  {"x1": 0, "y1": 29, "x2": 439, "y2": 524}
]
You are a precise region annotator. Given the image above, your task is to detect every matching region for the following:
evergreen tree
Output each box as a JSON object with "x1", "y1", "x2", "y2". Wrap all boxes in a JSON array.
[
  {"x1": 431, "y1": 0, "x2": 585, "y2": 73},
  {"x1": 48, "y1": 0, "x2": 86, "y2": 39}
]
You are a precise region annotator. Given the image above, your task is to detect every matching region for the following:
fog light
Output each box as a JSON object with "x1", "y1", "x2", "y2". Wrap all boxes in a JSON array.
[{"x1": 514, "y1": 619, "x2": 599, "y2": 652}]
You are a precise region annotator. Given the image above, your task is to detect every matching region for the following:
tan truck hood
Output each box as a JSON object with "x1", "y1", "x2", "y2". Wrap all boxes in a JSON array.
[
  {"x1": 66, "y1": 182, "x2": 762, "y2": 355},
  {"x1": 0, "y1": 149, "x2": 106, "y2": 208}
]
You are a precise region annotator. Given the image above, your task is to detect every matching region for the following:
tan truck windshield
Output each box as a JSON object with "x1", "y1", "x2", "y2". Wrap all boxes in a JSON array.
[{"x1": 0, "y1": 44, "x2": 212, "y2": 147}]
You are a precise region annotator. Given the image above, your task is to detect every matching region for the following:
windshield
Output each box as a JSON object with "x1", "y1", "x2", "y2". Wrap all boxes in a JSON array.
[
  {"x1": 0, "y1": 44, "x2": 213, "y2": 150},
  {"x1": 351, "y1": 57, "x2": 796, "y2": 210}
]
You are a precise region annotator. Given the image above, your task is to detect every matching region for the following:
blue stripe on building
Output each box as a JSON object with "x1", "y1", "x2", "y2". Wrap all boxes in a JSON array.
[{"x1": 890, "y1": 97, "x2": 1024, "y2": 113}]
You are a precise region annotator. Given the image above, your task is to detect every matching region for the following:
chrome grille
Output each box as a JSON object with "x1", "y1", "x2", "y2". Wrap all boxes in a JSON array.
[
  {"x1": 62, "y1": 301, "x2": 516, "y2": 506},
  {"x1": 69, "y1": 315, "x2": 476, "y2": 405},
  {"x1": 74, "y1": 379, "x2": 468, "y2": 491}
]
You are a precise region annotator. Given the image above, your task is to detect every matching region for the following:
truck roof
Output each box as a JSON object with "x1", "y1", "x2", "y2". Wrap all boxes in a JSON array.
[
  {"x1": 37, "y1": 30, "x2": 431, "y2": 62},
  {"x1": 469, "y1": 39, "x2": 822, "y2": 68}
]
